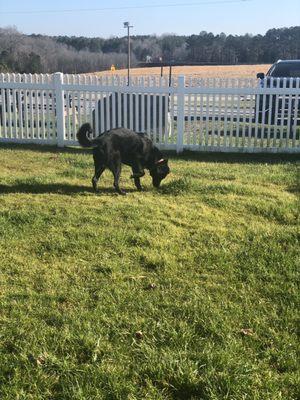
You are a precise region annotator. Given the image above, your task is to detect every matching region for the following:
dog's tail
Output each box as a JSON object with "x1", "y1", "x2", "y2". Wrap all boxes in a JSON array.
[{"x1": 77, "y1": 123, "x2": 97, "y2": 147}]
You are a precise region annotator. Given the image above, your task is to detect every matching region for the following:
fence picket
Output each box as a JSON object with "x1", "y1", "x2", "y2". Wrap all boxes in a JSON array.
[
  {"x1": 77, "y1": 75, "x2": 81, "y2": 130},
  {"x1": 141, "y1": 77, "x2": 145, "y2": 133},
  {"x1": 266, "y1": 78, "x2": 274, "y2": 147},
  {"x1": 169, "y1": 92, "x2": 175, "y2": 144},
  {"x1": 45, "y1": 75, "x2": 51, "y2": 140},
  {"x1": 241, "y1": 80, "x2": 249, "y2": 148},
  {"x1": 1, "y1": 74, "x2": 7, "y2": 138},
  {"x1": 28, "y1": 74, "x2": 34, "y2": 139},
  {"x1": 6, "y1": 73, "x2": 12, "y2": 138},
  {"x1": 229, "y1": 82, "x2": 235, "y2": 148},
  {"x1": 272, "y1": 78, "x2": 280, "y2": 148},
  {"x1": 62, "y1": 75, "x2": 68, "y2": 140},
  {"x1": 279, "y1": 78, "x2": 287, "y2": 148},
  {"x1": 217, "y1": 81, "x2": 223, "y2": 147},
  {"x1": 35, "y1": 75, "x2": 41, "y2": 139},
  {"x1": 117, "y1": 76, "x2": 122, "y2": 129},
  {"x1": 124, "y1": 88, "x2": 128, "y2": 129},
  {"x1": 235, "y1": 79, "x2": 241, "y2": 147},
  {"x1": 129, "y1": 86, "x2": 133, "y2": 130},
  {"x1": 40, "y1": 74, "x2": 45, "y2": 140},
  {"x1": 99, "y1": 78, "x2": 105, "y2": 133},
  {"x1": 292, "y1": 78, "x2": 300, "y2": 147},
  {"x1": 12, "y1": 74, "x2": 18, "y2": 138},
  {"x1": 199, "y1": 93, "x2": 204, "y2": 146},
  {"x1": 211, "y1": 79, "x2": 217, "y2": 146},
  {"x1": 176, "y1": 75, "x2": 185, "y2": 153},
  {"x1": 187, "y1": 92, "x2": 192, "y2": 145},
  {"x1": 223, "y1": 80, "x2": 229, "y2": 147},
  {"x1": 164, "y1": 89, "x2": 169, "y2": 144},
  {"x1": 193, "y1": 94, "x2": 198, "y2": 146},
  {"x1": 286, "y1": 85, "x2": 293, "y2": 148},
  {"x1": 205, "y1": 94, "x2": 210, "y2": 146},
  {"x1": 159, "y1": 77, "x2": 163, "y2": 143},
  {"x1": 153, "y1": 85, "x2": 157, "y2": 143},
  {"x1": 88, "y1": 75, "x2": 93, "y2": 133}
]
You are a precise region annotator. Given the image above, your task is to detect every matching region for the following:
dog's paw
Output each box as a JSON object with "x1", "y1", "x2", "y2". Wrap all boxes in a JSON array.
[
  {"x1": 92, "y1": 178, "x2": 98, "y2": 192},
  {"x1": 115, "y1": 188, "x2": 127, "y2": 195}
]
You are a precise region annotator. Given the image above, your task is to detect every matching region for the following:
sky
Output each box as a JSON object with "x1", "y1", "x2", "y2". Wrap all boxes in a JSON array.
[{"x1": 0, "y1": 0, "x2": 299, "y2": 38}]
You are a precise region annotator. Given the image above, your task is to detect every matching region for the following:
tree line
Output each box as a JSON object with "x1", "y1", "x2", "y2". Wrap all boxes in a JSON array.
[
  {"x1": 0, "y1": 26, "x2": 299, "y2": 74},
  {"x1": 0, "y1": 27, "x2": 128, "y2": 74}
]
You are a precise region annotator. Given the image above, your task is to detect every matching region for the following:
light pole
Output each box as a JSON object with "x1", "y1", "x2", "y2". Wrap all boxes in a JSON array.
[
  {"x1": 159, "y1": 57, "x2": 163, "y2": 77},
  {"x1": 124, "y1": 21, "x2": 133, "y2": 84}
]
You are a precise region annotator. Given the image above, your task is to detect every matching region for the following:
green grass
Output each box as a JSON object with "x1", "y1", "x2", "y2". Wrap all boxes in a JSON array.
[{"x1": 0, "y1": 144, "x2": 299, "y2": 400}]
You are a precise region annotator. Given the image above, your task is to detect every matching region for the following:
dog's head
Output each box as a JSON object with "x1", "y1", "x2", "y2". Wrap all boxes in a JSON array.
[{"x1": 150, "y1": 158, "x2": 170, "y2": 188}]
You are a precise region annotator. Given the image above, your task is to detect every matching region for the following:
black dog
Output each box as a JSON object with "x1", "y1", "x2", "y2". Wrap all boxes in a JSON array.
[{"x1": 77, "y1": 123, "x2": 170, "y2": 194}]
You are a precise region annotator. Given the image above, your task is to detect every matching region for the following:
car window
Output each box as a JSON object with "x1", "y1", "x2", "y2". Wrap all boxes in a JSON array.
[{"x1": 270, "y1": 64, "x2": 300, "y2": 78}]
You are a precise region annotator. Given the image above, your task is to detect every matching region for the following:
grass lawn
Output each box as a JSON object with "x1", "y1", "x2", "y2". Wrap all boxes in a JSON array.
[{"x1": 0, "y1": 145, "x2": 299, "y2": 400}]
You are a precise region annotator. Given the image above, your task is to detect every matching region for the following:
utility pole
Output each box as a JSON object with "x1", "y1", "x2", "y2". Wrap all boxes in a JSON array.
[
  {"x1": 159, "y1": 57, "x2": 163, "y2": 77},
  {"x1": 169, "y1": 60, "x2": 174, "y2": 87},
  {"x1": 123, "y1": 22, "x2": 133, "y2": 84}
]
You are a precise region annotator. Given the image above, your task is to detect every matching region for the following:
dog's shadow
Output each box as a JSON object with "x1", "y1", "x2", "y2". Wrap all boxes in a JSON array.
[{"x1": 0, "y1": 183, "x2": 139, "y2": 196}]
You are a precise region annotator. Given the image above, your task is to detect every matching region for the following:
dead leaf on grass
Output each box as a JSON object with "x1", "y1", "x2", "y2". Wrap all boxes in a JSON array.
[
  {"x1": 36, "y1": 353, "x2": 48, "y2": 365},
  {"x1": 240, "y1": 328, "x2": 254, "y2": 336},
  {"x1": 135, "y1": 331, "x2": 143, "y2": 340},
  {"x1": 145, "y1": 283, "x2": 156, "y2": 290}
]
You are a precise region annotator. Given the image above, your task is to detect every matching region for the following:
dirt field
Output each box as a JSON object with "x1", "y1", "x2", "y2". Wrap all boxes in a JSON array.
[{"x1": 95, "y1": 64, "x2": 271, "y2": 79}]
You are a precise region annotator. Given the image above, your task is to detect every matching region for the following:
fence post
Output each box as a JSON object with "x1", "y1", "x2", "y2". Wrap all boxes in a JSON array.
[
  {"x1": 176, "y1": 75, "x2": 185, "y2": 153},
  {"x1": 53, "y1": 72, "x2": 65, "y2": 147}
]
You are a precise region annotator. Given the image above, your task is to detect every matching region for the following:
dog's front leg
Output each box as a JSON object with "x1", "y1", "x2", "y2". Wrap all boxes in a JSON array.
[
  {"x1": 130, "y1": 159, "x2": 145, "y2": 179},
  {"x1": 130, "y1": 165, "x2": 143, "y2": 191},
  {"x1": 114, "y1": 182, "x2": 126, "y2": 195}
]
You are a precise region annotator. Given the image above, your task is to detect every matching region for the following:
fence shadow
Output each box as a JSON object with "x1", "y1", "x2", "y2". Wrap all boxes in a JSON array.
[
  {"x1": 0, "y1": 142, "x2": 87, "y2": 155},
  {"x1": 0, "y1": 182, "x2": 138, "y2": 196},
  {"x1": 171, "y1": 150, "x2": 300, "y2": 164},
  {"x1": 0, "y1": 142, "x2": 299, "y2": 165}
]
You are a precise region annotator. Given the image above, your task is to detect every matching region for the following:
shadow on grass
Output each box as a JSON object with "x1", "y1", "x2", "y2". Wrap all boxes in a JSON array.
[
  {"x1": 172, "y1": 150, "x2": 300, "y2": 164},
  {"x1": 0, "y1": 143, "x2": 299, "y2": 164},
  {"x1": 159, "y1": 178, "x2": 192, "y2": 196},
  {"x1": 286, "y1": 186, "x2": 300, "y2": 195},
  {"x1": 0, "y1": 182, "x2": 138, "y2": 195},
  {"x1": 0, "y1": 142, "x2": 85, "y2": 155}
]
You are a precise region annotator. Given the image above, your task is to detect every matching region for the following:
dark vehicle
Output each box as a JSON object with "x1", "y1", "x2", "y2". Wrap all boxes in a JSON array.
[{"x1": 256, "y1": 60, "x2": 300, "y2": 124}]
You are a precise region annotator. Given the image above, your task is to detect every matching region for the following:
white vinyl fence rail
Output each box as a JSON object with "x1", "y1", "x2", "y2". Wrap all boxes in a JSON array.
[{"x1": 0, "y1": 72, "x2": 299, "y2": 153}]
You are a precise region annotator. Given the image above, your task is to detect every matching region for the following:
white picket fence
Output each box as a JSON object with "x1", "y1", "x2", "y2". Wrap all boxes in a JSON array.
[{"x1": 0, "y1": 72, "x2": 299, "y2": 153}]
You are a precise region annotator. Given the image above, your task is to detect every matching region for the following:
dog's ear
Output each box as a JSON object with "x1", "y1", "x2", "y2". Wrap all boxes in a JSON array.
[{"x1": 156, "y1": 159, "x2": 168, "y2": 165}]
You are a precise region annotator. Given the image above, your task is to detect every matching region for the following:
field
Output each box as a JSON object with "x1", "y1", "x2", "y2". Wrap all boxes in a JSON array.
[
  {"x1": 95, "y1": 64, "x2": 272, "y2": 79},
  {"x1": 0, "y1": 144, "x2": 299, "y2": 399}
]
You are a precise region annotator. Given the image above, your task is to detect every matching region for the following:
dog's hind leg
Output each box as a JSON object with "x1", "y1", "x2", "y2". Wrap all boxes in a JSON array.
[
  {"x1": 111, "y1": 162, "x2": 126, "y2": 195},
  {"x1": 92, "y1": 165, "x2": 105, "y2": 192},
  {"x1": 92, "y1": 151, "x2": 106, "y2": 192}
]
